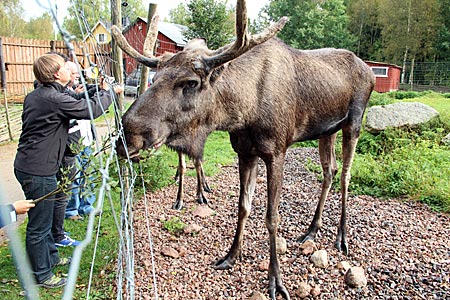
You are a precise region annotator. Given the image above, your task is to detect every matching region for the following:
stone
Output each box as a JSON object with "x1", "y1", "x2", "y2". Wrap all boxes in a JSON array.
[
  {"x1": 337, "y1": 261, "x2": 351, "y2": 272},
  {"x1": 258, "y1": 260, "x2": 269, "y2": 271},
  {"x1": 184, "y1": 223, "x2": 203, "y2": 234},
  {"x1": 295, "y1": 282, "x2": 312, "y2": 298},
  {"x1": 192, "y1": 205, "x2": 214, "y2": 218},
  {"x1": 249, "y1": 291, "x2": 268, "y2": 300},
  {"x1": 310, "y1": 286, "x2": 321, "y2": 297},
  {"x1": 161, "y1": 246, "x2": 179, "y2": 258},
  {"x1": 365, "y1": 102, "x2": 439, "y2": 133},
  {"x1": 276, "y1": 237, "x2": 287, "y2": 254},
  {"x1": 345, "y1": 266, "x2": 368, "y2": 288},
  {"x1": 310, "y1": 250, "x2": 329, "y2": 269},
  {"x1": 442, "y1": 133, "x2": 450, "y2": 146},
  {"x1": 300, "y1": 240, "x2": 317, "y2": 255}
]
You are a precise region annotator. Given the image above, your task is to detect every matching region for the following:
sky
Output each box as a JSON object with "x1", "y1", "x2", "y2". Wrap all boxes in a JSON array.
[{"x1": 23, "y1": 0, "x2": 270, "y2": 24}]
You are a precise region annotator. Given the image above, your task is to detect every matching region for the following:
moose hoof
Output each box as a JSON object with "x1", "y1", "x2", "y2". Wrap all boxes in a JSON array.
[
  {"x1": 203, "y1": 185, "x2": 212, "y2": 193},
  {"x1": 299, "y1": 232, "x2": 316, "y2": 244},
  {"x1": 268, "y1": 284, "x2": 290, "y2": 300},
  {"x1": 197, "y1": 194, "x2": 208, "y2": 205},
  {"x1": 172, "y1": 201, "x2": 183, "y2": 210},
  {"x1": 213, "y1": 258, "x2": 234, "y2": 270},
  {"x1": 334, "y1": 239, "x2": 349, "y2": 256}
]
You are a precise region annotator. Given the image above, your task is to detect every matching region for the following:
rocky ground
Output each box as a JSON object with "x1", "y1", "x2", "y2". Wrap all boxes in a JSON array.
[{"x1": 131, "y1": 148, "x2": 450, "y2": 300}]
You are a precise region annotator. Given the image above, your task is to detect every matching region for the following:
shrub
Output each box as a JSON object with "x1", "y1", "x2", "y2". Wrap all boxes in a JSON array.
[
  {"x1": 368, "y1": 91, "x2": 394, "y2": 107},
  {"x1": 163, "y1": 217, "x2": 186, "y2": 235}
]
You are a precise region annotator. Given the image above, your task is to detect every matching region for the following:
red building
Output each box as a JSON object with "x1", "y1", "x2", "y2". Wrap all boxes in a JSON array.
[
  {"x1": 365, "y1": 61, "x2": 402, "y2": 93},
  {"x1": 122, "y1": 17, "x2": 187, "y2": 74}
]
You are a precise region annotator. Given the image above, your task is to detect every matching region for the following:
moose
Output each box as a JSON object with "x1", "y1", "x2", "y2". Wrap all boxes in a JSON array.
[{"x1": 112, "y1": 0, "x2": 375, "y2": 298}]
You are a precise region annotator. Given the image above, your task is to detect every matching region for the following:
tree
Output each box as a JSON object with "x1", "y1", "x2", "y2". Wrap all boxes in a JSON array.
[
  {"x1": 24, "y1": 13, "x2": 54, "y2": 40},
  {"x1": 435, "y1": 0, "x2": 450, "y2": 61},
  {"x1": 62, "y1": 0, "x2": 145, "y2": 41},
  {"x1": 347, "y1": 0, "x2": 382, "y2": 60},
  {"x1": 184, "y1": 0, "x2": 235, "y2": 50},
  {"x1": 378, "y1": 0, "x2": 441, "y2": 64},
  {"x1": 168, "y1": 3, "x2": 190, "y2": 26},
  {"x1": 0, "y1": 0, "x2": 26, "y2": 37},
  {"x1": 265, "y1": 0, "x2": 356, "y2": 50}
]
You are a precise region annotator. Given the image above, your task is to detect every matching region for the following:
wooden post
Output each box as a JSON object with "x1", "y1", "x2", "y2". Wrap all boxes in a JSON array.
[
  {"x1": 111, "y1": 0, "x2": 125, "y2": 112},
  {"x1": 139, "y1": 3, "x2": 158, "y2": 96},
  {"x1": 3, "y1": 91, "x2": 14, "y2": 141},
  {"x1": 0, "y1": 37, "x2": 6, "y2": 90}
]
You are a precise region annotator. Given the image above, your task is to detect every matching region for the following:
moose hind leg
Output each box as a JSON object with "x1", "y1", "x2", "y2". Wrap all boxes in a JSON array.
[
  {"x1": 301, "y1": 134, "x2": 338, "y2": 244},
  {"x1": 194, "y1": 158, "x2": 212, "y2": 205},
  {"x1": 214, "y1": 155, "x2": 258, "y2": 270},
  {"x1": 335, "y1": 128, "x2": 359, "y2": 255},
  {"x1": 172, "y1": 152, "x2": 186, "y2": 210}
]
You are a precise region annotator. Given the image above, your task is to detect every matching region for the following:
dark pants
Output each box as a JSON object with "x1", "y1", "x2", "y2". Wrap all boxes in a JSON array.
[
  {"x1": 14, "y1": 169, "x2": 59, "y2": 283},
  {"x1": 53, "y1": 156, "x2": 76, "y2": 242}
]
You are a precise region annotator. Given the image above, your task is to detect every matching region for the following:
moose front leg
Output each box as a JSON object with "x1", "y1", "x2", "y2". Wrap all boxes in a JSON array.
[
  {"x1": 214, "y1": 155, "x2": 258, "y2": 270},
  {"x1": 194, "y1": 158, "x2": 212, "y2": 205},
  {"x1": 172, "y1": 152, "x2": 187, "y2": 210},
  {"x1": 266, "y1": 154, "x2": 290, "y2": 300},
  {"x1": 300, "y1": 134, "x2": 337, "y2": 244}
]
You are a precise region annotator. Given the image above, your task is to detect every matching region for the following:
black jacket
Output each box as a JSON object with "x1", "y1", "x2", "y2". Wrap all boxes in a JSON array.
[{"x1": 14, "y1": 82, "x2": 112, "y2": 176}]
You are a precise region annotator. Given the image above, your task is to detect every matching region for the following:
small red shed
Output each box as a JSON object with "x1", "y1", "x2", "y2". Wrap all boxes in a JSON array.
[
  {"x1": 122, "y1": 17, "x2": 187, "y2": 74},
  {"x1": 365, "y1": 61, "x2": 402, "y2": 93}
]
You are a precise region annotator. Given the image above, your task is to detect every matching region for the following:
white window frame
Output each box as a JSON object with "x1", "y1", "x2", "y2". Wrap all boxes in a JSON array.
[
  {"x1": 370, "y1": 66, "x2": 389, "y2": 77},
  {"x1": 97, "y1": 33, "x2": 106, "y2": 43}
]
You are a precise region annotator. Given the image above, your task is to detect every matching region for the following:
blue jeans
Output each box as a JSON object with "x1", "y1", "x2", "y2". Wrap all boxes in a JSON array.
[
  {"x1": 53, "y1": 156, "x2": 76, "y2": 242},
  {"x1": 65, "y1": 147, "x2": 96, "y2": 217},
  {"x1": 14, "y1": 169, "x2": 60, "y2": 283}
]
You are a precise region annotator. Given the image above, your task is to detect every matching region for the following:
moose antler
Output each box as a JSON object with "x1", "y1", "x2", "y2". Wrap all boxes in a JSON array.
[
  {"x1": 110, "y1": 15, "x2": 160, "y2": 68},
  {"x1": 204, "y1": 0, "x2": 288, "y2": 69}
]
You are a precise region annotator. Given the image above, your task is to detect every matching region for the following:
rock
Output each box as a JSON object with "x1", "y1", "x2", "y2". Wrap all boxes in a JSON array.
[
  {"x1": 345, "y1": 266, "x2": 367, "y2": 288},
  {"x1": 249, "y1": 291, "x2": 268, "y2": 300},
  {"x1": 442, "y1": 133, "x2": 450, "y2": 146},
  {"x1": 337, "y1": 261, "x2": 351, "y2": 273},
  {"x1": 276, "y1": 237, "x2": 287, "y2": 254},
  {"x1": 184, "y1": 223, "x2": 203, "y2": 234},
  {"x1": 161, "y1": 246, "x2": 179, "y2": 258},
  {"x1": 177, "y1": 246, "x2": 187, "y2": 257},
  {"x1": 256, "y1": 177, "x2": 265, "y2": 184},
  {"x1": 310, "y1": 286, "x2": 321, "y2": 297},
  {"x1": 300, "y1": 240, "x2": 317, "y2": 255},
  {"x1": 365, "y1": 102, "x2": 439, "y2": 133},
  {"x1": 192, "y1": 205, "x2": 214, "y2": 218},
  {"x1": 295, "y1": 282, "x2": 312, "y2": 298},
  {"x1": 310, "y1": 250, "x2": 328, "y2": 269},
  {"x1": 258, "y1": 260, "x2": 269, "y2": 271}
]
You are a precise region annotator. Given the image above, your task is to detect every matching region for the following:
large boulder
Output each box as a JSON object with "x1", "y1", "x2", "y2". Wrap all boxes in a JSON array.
[{"x1": 365, "y1": 102, "x2": 439, "y2": 133}]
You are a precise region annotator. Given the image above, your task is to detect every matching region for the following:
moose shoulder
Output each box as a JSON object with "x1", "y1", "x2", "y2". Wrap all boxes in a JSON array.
[{"x1": 113, "y1": 1, "x2": 374, "y2": 298}]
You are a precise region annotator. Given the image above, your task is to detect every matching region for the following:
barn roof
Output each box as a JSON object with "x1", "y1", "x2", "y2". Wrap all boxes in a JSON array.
[{"x1": 124, "y1": 17, "x2": 188, "y2": 47}]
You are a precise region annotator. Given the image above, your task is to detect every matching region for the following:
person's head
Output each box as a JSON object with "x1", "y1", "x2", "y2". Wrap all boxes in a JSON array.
[
  {"x1": 33, "y1": 54, "x2": 70, "y2": 86},
  {"x1": 66, "y1": 61, "x2": 80, "y2": 87}
]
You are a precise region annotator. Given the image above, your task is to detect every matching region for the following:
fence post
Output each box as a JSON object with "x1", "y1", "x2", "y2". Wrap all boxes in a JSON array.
[
  {"x1": 0, "y1": 37, "x2": 6, "y2": 90},
  {"x1": 3, "y1": 90, "x2": 14, "y2": 141}
]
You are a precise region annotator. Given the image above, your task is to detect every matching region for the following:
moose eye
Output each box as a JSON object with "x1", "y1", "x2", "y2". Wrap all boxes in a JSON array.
[{"x1": 186, "y1": 80, "x2": 198, "y2": 89}]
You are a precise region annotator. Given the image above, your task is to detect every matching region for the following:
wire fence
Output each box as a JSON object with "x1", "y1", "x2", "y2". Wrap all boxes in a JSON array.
[{"x1": 400, "y1": 61, "x2": 450, "y2": 93}]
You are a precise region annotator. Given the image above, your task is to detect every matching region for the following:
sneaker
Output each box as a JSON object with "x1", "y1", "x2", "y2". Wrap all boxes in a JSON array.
[
  {"x1": 38, "y1": 275, "x2": 67, "y2": 289},
  {"x1": 55, "y1": 235, "x2": 81, "y2": 247},
  {"x1": 55, "y1": 257, "x2": 72, "y2": 266},
  {"x1": 68, "y1": 215, "x2": 83, "y2": 221}
]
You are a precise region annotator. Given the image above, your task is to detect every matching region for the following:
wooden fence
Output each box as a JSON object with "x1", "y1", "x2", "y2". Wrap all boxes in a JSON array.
[{"x1": 0, "y1": 36, "x2": 111, "y2": 98}]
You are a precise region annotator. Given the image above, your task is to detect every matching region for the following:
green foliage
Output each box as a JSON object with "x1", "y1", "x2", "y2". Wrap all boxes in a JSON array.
[
  {"x1": 162, "y1": 217, "x2": 186, "y2": 235},
  {"x1": 183, "y1": 0, "x2": 235, "y2": 49},
  {"x1": 24, "y1": 13, "x2": 54, "y2": 39},
  {"x1": 368, "y1": 91, "x2": 395, "y2": 107},
  {"x1": 168, "y1": 3, "x2": 190, "y2": 25},
  {"x1": 265, "y1": 0, "x2": 356, "y2": 50}
]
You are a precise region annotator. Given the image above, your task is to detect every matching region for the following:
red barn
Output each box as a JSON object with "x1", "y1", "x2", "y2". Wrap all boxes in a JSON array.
[
  {"x1": 122, "y1": 17, "x2": 187, "y2": 74},
  {"x1": 365, "y1": 61, "x2": 402, "y2": 93}
]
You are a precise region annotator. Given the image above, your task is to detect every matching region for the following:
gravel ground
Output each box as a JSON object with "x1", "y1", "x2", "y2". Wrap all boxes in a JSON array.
[{"x1": 132, "y1": 148, "x2": 450, "y2": 300}]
